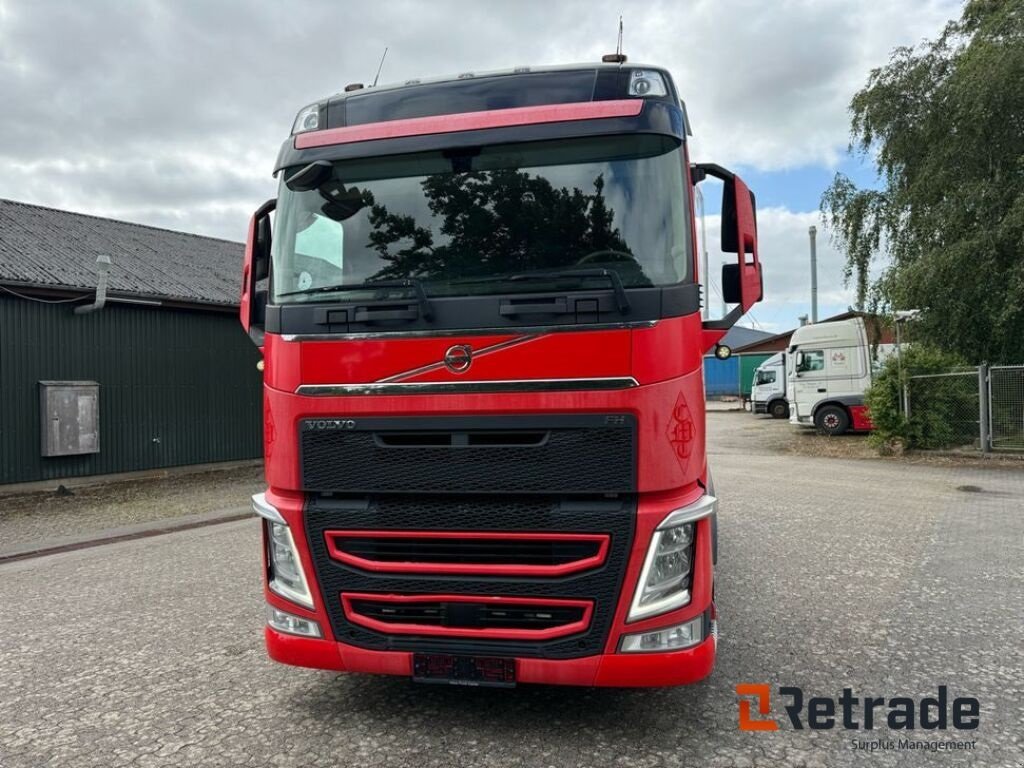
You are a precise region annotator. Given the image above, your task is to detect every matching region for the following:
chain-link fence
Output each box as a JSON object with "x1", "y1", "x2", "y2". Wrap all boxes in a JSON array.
[
  {"x1": 989, "y1": 365, "x2": 1024, "y2": 451},
  {"x1": 907, "y1": 364, "x2": 1024, "y2": 452},
  {"x1": 906, "y1": 369, "x2": 982, "y2": 449}
]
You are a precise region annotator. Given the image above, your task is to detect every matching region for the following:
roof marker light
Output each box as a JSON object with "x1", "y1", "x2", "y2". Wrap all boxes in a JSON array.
[
  {"x1": 291, "y1": 103, "x2": 320, "y2": 135},
  {"x1": 629, "y1": 69, "x2": 667, "y2": 97}
]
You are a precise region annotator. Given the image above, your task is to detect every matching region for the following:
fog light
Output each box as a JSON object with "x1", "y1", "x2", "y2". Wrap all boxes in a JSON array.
[
  {"x1": 620, "y1": 615, "x2": 703, "y2": 653},
  {"x1": 267, "y1": 605, "x2": 322, "y2": 638}
]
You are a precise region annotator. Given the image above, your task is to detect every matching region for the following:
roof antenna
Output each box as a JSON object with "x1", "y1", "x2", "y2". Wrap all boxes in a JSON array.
[
  {"x1": 602, "y1": 16, "x2": 628, "y2": 63},
  {"x1": 372, "y1": 47, "x2": 389, "y2": 87}
]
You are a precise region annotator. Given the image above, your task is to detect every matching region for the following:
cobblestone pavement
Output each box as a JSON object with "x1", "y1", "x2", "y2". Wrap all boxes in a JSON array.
[
  {"x1": 0, "y1": 464, "x2": 264, "y2": 553},
  {"x1": 0, "y1": 413, "x2": 1021, "y2": 767}
]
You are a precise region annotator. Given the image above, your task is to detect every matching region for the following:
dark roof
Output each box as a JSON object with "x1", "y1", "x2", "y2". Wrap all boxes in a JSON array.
[
  {"x1": 0, "y1": 198, "x2": 243, "y2": 307},
  {"x1": 730, "y1": 311, "x2": 896, "y2": 354},
  {"x1": 720, "y1": 325, "x2": 774, "y2": 349}
]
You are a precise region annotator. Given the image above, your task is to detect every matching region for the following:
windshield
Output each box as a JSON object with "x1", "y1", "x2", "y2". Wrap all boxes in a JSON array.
[{"x1": 271, "y1": 134, "x2": 691, "y2": 303}]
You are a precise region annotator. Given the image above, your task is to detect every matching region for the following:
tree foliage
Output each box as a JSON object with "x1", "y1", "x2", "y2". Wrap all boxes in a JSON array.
[
  {"x1": 822, "y1": 0, "x2": 1024, "y2": 363},
  {"x1": 865, "y1": 345, "x2": 972, "y2": 450},
  {"x1": 366, "y1": 170, "x2": 634, "y2": 282}
]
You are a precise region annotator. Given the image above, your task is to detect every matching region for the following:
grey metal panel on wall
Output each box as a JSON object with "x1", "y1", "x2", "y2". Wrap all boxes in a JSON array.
[{"x1": 0, "y1": 295, "x2": 263, "y2": 484}]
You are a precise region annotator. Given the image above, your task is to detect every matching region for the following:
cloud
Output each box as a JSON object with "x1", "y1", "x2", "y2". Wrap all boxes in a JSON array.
[
  {"x1": 0, "y1": 0, "x2": 959, "y2": 247},
  {"x1": 700, "y1": 205, "x2": 854, "y2": 332}
]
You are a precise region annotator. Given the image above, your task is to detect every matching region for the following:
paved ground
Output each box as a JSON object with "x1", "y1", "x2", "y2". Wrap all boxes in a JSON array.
[
  {"x1": 1, "y1": 412, "x2": 1022, "y2": 767},
  {"x1": 0, "y1": 464, "x2": 264, "y2": 553}
]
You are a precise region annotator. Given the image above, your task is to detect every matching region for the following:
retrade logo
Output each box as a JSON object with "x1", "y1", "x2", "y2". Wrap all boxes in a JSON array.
[
  {"x1": 444, "y1": 344, "x2": 473, "y2": 374},
  {"x1": 737, "y1": 684, "x2": 779, "y2": 731},
  {"x1": 736, "y1": 684, "x2": 979, "y2": 732}
]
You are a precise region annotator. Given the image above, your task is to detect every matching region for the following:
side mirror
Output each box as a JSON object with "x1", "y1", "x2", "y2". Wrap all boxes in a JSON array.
[
  {"x1": 694, "y1": 163, "x2": 763, "y2": 344},
  {"x1": 241, "y1": 199, "x2": 276, "y2": 346},
  {"x1": 721, "y1": 263, "x2": 741, "y2": 304}
]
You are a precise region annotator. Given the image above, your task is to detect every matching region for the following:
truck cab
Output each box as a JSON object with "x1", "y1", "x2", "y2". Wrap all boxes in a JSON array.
[
  {"x1": 787, "y1": 317, "x2": 874, "y2": 435},
  {"x1": 241, "y1": 60, "x2": 763, "y2": 688},
  {"x1": 751, "y1": 352, "x2": 787, "y2": 418}
]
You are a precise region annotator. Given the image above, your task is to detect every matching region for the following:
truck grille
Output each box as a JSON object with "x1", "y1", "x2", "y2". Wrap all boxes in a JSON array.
[
  {"x1": 324, "y1": 530, "x2": 609, "y2": 577},
  {"x1": 305, "y1": 494, "x2": 635, "y2": 659},
  {"x1": 299, "y1": 414, "x2": 636, "y2": 494},
  {"x1": 342, "y1": 593, "x2": 593, "y2": 640}
]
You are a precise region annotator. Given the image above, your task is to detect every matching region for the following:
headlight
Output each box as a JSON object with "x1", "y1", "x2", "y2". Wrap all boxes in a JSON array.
[
  {"x1": 253, "y1": 494, "x2": 315, "y2": 609},
  {"x1": 266, "y1": 520, "x2": 314, "y2": 609},
  {"x1": 628, "y1": 494, "x2": 716, "y2": 621},
  {"x1": 291, "y1": 103, "x2": 321, "y2": 134}
]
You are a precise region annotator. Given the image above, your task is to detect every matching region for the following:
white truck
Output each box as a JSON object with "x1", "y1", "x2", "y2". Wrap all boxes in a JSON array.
[
  {"x1": 750, "y1": 352, "x2": 788, "y2": 419},
  {"x1": 786, "y1": 316, "x2": 894, "y2": 435}
]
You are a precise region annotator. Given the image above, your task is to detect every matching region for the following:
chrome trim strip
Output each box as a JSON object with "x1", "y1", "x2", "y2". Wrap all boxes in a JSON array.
[
  {"x1": 657, "y1": 494, "x2": 718, "y2": 530},
  {"x1": 280, "y1": 319, "x2": 657, "y2": 342},
  {"x1": 251, "y1": 492, "x2": 286, "y2": 525},
  {"x1": 378, "y1": 334, "x2": 540, "y2": 383},
  {"x1": 296, "y1": 377, "x2": 640, "y2": 396}
]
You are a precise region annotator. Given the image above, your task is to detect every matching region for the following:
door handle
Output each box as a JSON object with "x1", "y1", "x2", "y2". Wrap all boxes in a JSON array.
[{"x1": 817, "y1": 388, "x2": 827, "y2": 393}]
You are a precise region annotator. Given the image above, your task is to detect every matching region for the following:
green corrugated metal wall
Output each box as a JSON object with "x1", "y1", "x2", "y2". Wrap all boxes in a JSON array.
[
  {"x1": 0, "y1": 295, "x2": 263, "y2": 484},
  {"x1": 738, "y1": 353, "x2": 772, "y2": 397}
]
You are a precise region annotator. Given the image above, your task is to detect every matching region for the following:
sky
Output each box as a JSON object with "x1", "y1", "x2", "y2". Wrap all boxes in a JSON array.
[{"x1": 0, "y1": 0, "x2": 962, "y2": 331}]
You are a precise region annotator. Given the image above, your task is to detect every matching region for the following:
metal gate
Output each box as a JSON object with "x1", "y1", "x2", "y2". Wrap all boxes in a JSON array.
[
  {"x1": 988, "y1": 365, "x2": 1024, "y2": 452},
  {"x1": 906, "y1": 369, "x2": 982, "y2": 449}
]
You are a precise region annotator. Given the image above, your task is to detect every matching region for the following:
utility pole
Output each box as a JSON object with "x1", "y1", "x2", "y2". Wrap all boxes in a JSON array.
[
  {"x1": 808, "y1": 225, "x2": 818, "y2": 324},
  {"x1": 696, "y1": 186, "x2": 709, "y2": 320},
  {"x1": 720, "y1": 261, "x2": 727, "y2": 317}
]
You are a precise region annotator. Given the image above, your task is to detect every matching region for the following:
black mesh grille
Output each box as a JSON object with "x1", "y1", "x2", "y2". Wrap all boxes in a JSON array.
[
  {"x1": 349, "y1": 599, "x2": 587, "y2": 631},
  {"x1": 333, "y1": 535, "x2": 601, "y2": 566},
  {"x1": 305, "y1": 495, "x2": 635, "y2": 659},
  {"x1": 299, "y1": 414, "x2": 636, "y2": 494}
]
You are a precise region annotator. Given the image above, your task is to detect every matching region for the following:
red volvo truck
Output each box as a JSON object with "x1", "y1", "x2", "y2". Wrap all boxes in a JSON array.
[{"x1": 240, "y1": 61, "x2": 763, "y2": 687}]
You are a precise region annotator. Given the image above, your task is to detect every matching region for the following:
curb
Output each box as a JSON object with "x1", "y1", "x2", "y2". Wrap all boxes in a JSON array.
[{"x1": 0, "y1": 507, "x2": 253, "y2": 565}]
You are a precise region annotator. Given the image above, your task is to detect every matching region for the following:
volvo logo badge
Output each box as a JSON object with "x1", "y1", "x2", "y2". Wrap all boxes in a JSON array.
[{"x1": 443, "y1": 344, "x2": 473, "y2": 374}]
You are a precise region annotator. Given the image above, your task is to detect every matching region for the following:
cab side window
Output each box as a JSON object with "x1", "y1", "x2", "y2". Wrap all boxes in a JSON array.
[{"x1": 797, "y1": 350, "x2": 825, "y2": 373}]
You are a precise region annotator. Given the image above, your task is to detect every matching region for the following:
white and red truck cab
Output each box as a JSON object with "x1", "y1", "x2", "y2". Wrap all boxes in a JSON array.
[
  {"x1": 786, "y1": 316, "x2": 894, "y2": 435},
  {"x1": 240, "y1": 60, "x2": 763, "y2": 687}
]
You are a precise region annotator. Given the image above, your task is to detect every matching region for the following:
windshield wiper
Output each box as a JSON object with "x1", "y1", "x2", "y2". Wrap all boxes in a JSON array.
[
  {"x1": 455, "y1": 268, "x2": 630, "y2": 314},
  {"x1": 278, "y1": 279, "x2": 434, "y2": 321}
]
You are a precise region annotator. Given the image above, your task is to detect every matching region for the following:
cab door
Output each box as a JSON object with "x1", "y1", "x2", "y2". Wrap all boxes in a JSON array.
[{"x1": 792, "y1": 348, "x2": 826, "y2": 419}]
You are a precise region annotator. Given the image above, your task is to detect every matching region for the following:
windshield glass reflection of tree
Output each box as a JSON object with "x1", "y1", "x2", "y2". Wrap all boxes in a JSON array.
[
  {"x1": 272, "y1": 135, "x2": 691, "y2": 302},
  {"x1": 365, "y1": 170, "x2": 639, "y2": 285}
]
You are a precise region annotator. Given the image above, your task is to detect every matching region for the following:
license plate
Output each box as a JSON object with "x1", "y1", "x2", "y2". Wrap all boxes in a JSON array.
[{"x1": 412, "y1": 653, "x2": 516, "y2": 687}]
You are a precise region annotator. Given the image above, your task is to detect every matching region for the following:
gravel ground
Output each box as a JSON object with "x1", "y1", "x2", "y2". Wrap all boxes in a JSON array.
[
  {"x1": 0, "y1": 412, "x2": 1021, "y2": 767},
  {"x1": 744, "y1": 409, "x2": 1024, "y2": 468},
  {"x1": 0, "y1": 464, "x2": 264, "y2": 552}
]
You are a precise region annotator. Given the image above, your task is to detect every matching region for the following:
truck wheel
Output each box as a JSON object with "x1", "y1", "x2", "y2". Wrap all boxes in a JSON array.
[
  {"x1": 815, "y1": 405, "x2": 850, "y2": 436},
  {"x1": 769, "y1": 400, "x2": 789, "y2": 419}
]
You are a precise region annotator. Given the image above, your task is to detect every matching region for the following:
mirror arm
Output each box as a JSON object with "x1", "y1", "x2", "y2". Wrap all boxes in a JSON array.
[{"x1": 703, "y1": 305, "x2": 743, "y2": 331}]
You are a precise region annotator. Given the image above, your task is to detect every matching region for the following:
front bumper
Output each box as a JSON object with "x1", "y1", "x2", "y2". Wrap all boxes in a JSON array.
[
  {"x1": 265, "y1": 626, "x2": 717, "y2": 687},
  {"x1": 257, "y1": 483, "x2": 717, "y2": 687},
  {"x1": 752, "y1": 401, "x2": 768, "y2": 414}
]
